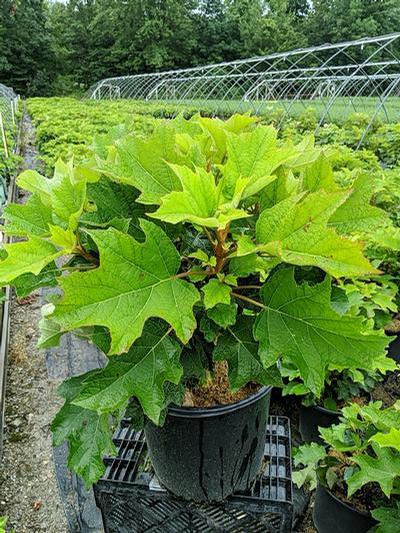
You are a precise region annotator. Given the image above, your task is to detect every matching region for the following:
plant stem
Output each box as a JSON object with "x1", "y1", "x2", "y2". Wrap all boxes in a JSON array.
[
  {"x1": 214, "y1": 225, "x2": 229, "y2": 274},
  {"x1": 234, "y1": 285, "x2": 262, "y2": 290},
  {"x1": 75, "y1": 246, "x2": 99, "y2": 265},
  {"x1": 231, "y1": 292, "x2": 266, "y2": 309},
  {"x1": 202, "y1": 226, "x2": 215, "y2": 246},
  {"x1": 174, "y1": 269, "x2": 212, "y2": 279}
]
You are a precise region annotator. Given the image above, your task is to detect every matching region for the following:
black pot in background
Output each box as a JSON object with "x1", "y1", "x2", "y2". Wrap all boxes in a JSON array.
[
  {"x1": 299, "y1": 404, "x2": 340, "y2": 443},
  {"x1": 144, "y1": 386, "x2": 272, "y2": 502},
  {"x1": 387, "y1": 332, "x2": 400, "y2": 362},
  {"x1": 314, "y1": 483, "x2": 377, "y2": 533}
]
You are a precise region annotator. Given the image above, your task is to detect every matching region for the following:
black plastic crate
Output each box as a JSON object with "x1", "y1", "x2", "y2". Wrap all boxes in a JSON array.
[{"x1": 94, "y1": 416, "x2": 293, "y2": 533}]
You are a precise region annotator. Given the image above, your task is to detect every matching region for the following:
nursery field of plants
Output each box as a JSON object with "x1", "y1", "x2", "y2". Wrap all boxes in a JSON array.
[
  {"x1": 3, "y1": 0, "x2": 400, "y2": 529},
  {"x1": 1, "y1": 92, "x2": 400, "y2": 532}
]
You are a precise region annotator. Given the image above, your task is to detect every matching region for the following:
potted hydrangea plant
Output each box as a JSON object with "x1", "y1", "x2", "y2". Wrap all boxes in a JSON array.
[
  {"x1": 0, "y1": 114, "x2": 395, "y2": 500},
  {"x1": 293, "y1": 401, "x2": 400, "y2": 533}
]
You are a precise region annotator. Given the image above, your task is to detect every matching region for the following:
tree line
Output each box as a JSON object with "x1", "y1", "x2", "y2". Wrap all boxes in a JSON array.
[{"x1": 1, "y1": 0, "x2": 400, "y2": 96}]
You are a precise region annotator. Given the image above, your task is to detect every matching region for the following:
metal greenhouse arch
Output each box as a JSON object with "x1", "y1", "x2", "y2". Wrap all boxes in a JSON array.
[
  {"x1": 0, "y1": 83, "x2": 18, "y2": 156},
  {"x1": 88, "y1": 33, "x2": 400, "y2": 141}
]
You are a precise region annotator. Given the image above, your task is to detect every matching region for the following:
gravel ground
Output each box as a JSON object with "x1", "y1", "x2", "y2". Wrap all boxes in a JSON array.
[{"x1": 0, "y1": 114, "x2": 68, "y2": 532}]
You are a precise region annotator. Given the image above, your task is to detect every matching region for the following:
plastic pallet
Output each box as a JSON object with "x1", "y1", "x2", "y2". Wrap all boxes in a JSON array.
[{"x1": 94, "y1": 415, "x2": 293, "y2": 533}]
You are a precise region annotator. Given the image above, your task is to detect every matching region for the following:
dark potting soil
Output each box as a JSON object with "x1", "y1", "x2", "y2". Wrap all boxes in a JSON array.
[
  {"x1": 330, "y1": 479, "x2": 388, "y2": 514},
  {"x1": 183, "y1": 361, "x2": 260, "y2": 407},
  {"x1": 372, "y1": 370, "x2": 400, "y2": 407},
  {"x1": 386, "y1": 317, "x2": 400, "y2": 334}
]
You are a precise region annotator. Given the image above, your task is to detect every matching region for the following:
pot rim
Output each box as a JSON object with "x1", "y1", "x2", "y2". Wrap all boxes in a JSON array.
[
  {"x1": 168, "y1": 385, "x2": 272, "y2": 418},
  {"x1": 302, "y1": 405, "x2": 342, "y2": 416},
  {"x1": 318, "y1": 482, "x2": 373, "y2": 518}
]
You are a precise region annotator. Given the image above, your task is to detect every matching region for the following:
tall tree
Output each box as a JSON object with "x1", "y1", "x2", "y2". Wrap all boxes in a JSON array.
[
  {"x1": 0, "y1": 0, "x2": 54, "y2": 95},
  {"x1": 307, "y1": 0, "x2": 400, "y2": 45}
]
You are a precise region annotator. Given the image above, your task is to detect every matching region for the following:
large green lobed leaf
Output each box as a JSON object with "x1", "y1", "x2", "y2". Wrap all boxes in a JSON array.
[
  {"x1": 52, "y1": 220, "x2": 200, "y2": 353},
  {"x1": 254, "y1": 268, "x2": 390, "y2": 395}
]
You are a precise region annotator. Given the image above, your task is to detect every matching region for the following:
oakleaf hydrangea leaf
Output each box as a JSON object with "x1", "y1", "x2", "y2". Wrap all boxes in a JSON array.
[
  {"x1": 372, "y1": 503, "x2": 400, "y2": 533},
  {"x1": 301, "y1": 153, "x2": 337, "y2": 193},
  {"x1": 292, "y1": 442, "x2": 326, "y2": 490},
  {"x1": 0, "y1": 237, "x2": 62, "y2": 285},
  {"x1": 53, "y1": 403, "x2": 115, "y2": 487},
  {"x1": 38, "y1": 303, "x2": 62, "y2": 348},
  {"x1": 329, "y1": 174, "x2": 389, "y2": 234},
  {"x1": 256, "y1": 190, "x2": 378, "y2": 277},
  {"x1": 223, "y1": 126, "x2": 285, "y2": 197},
  {"x1": 97, "y1": 124, "x2": 184, "y2": 205},
  {"x1": 370, "y1": 428, "x2": 400, "y2": 452},
  {"x1": 202, "y1": 279, "x2": 231, "y2": 309},
  {"x1": 347, "y1": 444, "x2": 400, "y2": 497},
  {"x1": 51, "y1": 371, "x2": 116, "y2": 488},
  {"x1": 208, "y1": 302, "x2": 237, "y2": 328},
  {"x1": 13, "y1": 263, "x2": 59, "y2": 299},
  {"x1": 52, "y1": 220, "x2": 200, "y2": 353},
  {"x1": 213, "y1": 316, "x2": 282, "y2": 390},
  {"x1": 253, "y1": 268, "x2": 390, "y2": 395},
  {"x1": 81, "y1": 177, "x2": 146, "y2": 239},
  {"x1": 17, "y1": 161, "x2": 87, "y2": 230},
  {"x1": 150, "y1": 164, "x2": 249, "y2": 228},
  {"x1": 73, "y1": 320, "x2": 183, "y2": 424},
  {"x1": 3, "y1": 193, "x2": 52, "y2": 237}
]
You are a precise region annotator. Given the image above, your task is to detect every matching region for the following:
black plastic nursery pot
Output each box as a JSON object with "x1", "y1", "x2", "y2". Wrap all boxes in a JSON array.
[
  {"x1": 144, "y1": 385, "x2": 272, "y2": 502},
  {"x1": 299, "y1": 404, "x2": 340, "y2": 443},
  {"x1": 313, "y1": 483, "x2": 377, "y2": 533},
  {"x1": 387, "y1": 332, "x2": 400, "y2": 362}
]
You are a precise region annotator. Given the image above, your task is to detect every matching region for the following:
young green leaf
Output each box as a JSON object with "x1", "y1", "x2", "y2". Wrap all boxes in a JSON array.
[
  {"x1": 329, "y1": 174, "x2": 389, "y2": 234},
  {"x1": 256, "y1": 190, "x2": 378, "y2": 277},
  {"x1": 347, "y1": 444, "x2": 400, "y2": 497},
  {"x1": 207, "y1": 302, "x2": 237, "y2": 328},
  {"x1": 301, "y1": 153, "x2": 337, "y2": 193},
  {"x1": 96, "y1": 124, "x2": 183, "y2": 205},
  {"x1": 201, "y1": 279, "x2": 231, "y2": 309},
  {"x1": 150, "y1": 164, "x2": 249, "y2": 228},
  {"x1": 223, "y1": 125, "x2": 296, "y2": 198},
  {"x1": 0, "y1": 237, "x2": 62, "y2": 285},
  {"x1": 292, "y1": 442, "x2": 326, "y2": 490},
  {"x1": 370, "y1": 428, "x2": 400, "y2": 452},
  {"x1": 3, "y1": 193, "x2": 52, "y2": 237}
]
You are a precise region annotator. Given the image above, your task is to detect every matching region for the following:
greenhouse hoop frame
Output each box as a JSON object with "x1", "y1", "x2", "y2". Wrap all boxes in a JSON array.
[{"x1": 88, "y1": 33, "x2": 400, "y2": 146}]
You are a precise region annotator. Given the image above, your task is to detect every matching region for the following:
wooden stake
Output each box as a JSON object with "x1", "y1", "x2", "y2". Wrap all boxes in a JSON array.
[
  {"x1": 10, "y1": 100, "x2": 15, "y2": 125},
  {"x1": 0, "y1": 113, "x2": 9, "y2": 159}
]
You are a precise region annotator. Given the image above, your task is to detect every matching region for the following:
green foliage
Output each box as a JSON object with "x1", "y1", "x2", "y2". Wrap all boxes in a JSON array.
[
  {"x1": 372, "y1": 502, "x2": 400, "y2": 533},
  {"x1": 254, "y1": 268, "x2": 389, "y2": 396},
  {"x1": 1, "y1": 114, "x2": 395, "y2": 487},
  {"x1": 293, "y1": 401, "x2": 400, "y2": 527}
]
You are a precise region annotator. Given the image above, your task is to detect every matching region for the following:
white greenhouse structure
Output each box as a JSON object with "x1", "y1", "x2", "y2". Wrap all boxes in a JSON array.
[{"x1": 88, "y1": 33, "x2": 400, "y2": 143}]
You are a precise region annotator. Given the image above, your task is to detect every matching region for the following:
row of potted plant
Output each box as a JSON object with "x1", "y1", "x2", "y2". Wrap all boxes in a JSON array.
[
  {"x1": 0, "y1": 113, "x2": 398, "y2": 527},
  {"x1": 294, "y1": 401, "x2": 400, "y2": 532}
]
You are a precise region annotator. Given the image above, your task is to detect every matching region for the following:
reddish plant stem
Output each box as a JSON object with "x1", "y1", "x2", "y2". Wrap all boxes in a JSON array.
[
  {"x1": 75, "y1": 245, "x2": 99, "y2": 266},
  {"x1": 214, "y1": 226, "x2": 229, "y2": 274}
]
